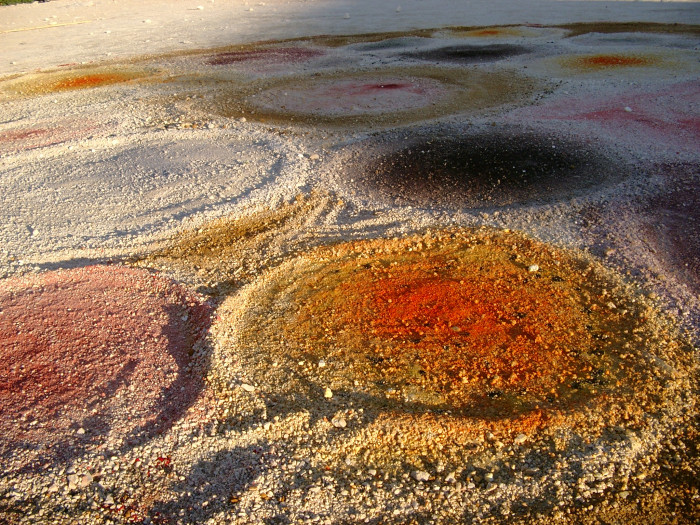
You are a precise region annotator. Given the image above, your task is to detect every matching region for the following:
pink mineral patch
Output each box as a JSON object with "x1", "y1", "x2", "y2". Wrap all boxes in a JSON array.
[
  {"x1": 0, "y1": 120, "x2": 100, "y2": 154},
  {"x1": 507, "y1": 81, "x2": 700, "y2": 152},
  {"x1": 0, "y1": 265, "x2": 211, "y2": 471},
  {"x1": 253, "y1": 77, "x2": 444, "y2": 117},
  {"x1": 336, "y1": 82, "x2": 423, "y2": 96}
]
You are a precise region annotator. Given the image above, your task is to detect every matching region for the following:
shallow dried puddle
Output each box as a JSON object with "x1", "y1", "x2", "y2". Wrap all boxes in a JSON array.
[
  {"x1": 220, "y1": 227, "x2": 693, "y2": 468},
  {"x1": 0, "y1": 67, "x2": 149, "y2": 99},
  {"x1": 402, "y1": 44, "x2": 529, "y2": 63},
  {"x1": 341, "y1": 127, "x2": 626, "y2": 209},
  {"x1": 194, "y1": 66, "x2": 538, "y2": 129},
  {"x1": 0, "y1": 266, "x2": 210, "y2": 471}
]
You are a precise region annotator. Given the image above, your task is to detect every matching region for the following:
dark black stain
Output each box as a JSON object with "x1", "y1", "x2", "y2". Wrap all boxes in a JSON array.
[
  {"x1": 344, "y1": 128, "x2": 627, "y2": 210},
  {"x1": 403, "y1": 44, "x2": 528, "y2": 63}
]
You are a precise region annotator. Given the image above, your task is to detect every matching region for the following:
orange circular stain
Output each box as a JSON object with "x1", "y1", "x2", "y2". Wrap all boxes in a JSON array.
[
  {"x1": 284, "y1": 234, "x2": 612, "y2": 418},
  {"x1": 232, "y1": 227, "x2": 676, "y2": 432},
  {"x1": 51, "y1": 72, "x2": 134, "y2": 91},
  {"x1": 573, "y1": 54, "x2": 654, "y2": 69},
  {"x1": 225, "y1": 227, "x2": 692, "y2": 469}
]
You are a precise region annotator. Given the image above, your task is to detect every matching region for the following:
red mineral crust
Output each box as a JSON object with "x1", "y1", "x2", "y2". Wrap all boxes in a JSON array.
[{"x1": 0, "y1": 265, "x2": 210, "y2": 469}]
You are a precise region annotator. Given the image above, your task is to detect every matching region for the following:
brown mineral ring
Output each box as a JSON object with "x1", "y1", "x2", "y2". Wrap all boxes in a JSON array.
[{"x1": 224, "y1": 227, "x2": 693, "y2": 469}]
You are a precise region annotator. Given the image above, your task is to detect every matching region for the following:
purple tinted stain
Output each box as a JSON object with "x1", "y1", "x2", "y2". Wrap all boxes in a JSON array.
[
  {"x1": 331, "y1": 82, "x2": 425, "y2": 97},
  {"x1": 207, "y1": 47, "x2": 324, "y2": 66},
  {"x1": 363, "y1": 83, "x2": 409, "y2": 91}
]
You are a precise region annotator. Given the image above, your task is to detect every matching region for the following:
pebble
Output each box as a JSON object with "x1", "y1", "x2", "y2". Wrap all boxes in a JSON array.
[
  {"x1": 241, "y1": 383, "x2": 256, "y2": 392},
  {"x1": 67, "y1": 474, "x2": 78, "y2": 490},
  {"x1": 514, "y1": 433, "x2": 528, "y2": 445},
  {"x1": 528, "y1": 264, "x2": 539, "y2": 272},
  {"x1": 76, "y1": 427, "x2": 86, "y2": 435},
  {"x1": 324, "y1": 387, "x2": 333, "y2": 399},
  {"x1": 411, "y1": 470, "x2": 430, "y2": 482},
  {"x1": 331, "y1": 417, "x2": 347, "y2": 428},
  {"x1": 80, "y1": 474, "x2": 93, "y2": 488},
  {"x1": 309, "y1": 154, "x2": 320, "y2": 161}
]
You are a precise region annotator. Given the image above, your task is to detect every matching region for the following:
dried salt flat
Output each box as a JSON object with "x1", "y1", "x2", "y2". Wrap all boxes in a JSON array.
[{"x1": 0, "y1": 1, "x2": 699, "y2": 524}]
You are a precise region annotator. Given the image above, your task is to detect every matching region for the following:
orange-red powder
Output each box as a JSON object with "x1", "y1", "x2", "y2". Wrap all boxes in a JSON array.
[
  {"x1": 51, "y1": 73, "x2": 134, "y2": 91},
  {"x1": 274, "y1": 231, "x2": 627, "y2": 419},
  {"x1": 575, "y1": 54, "x2": 652, "y2": 69}
]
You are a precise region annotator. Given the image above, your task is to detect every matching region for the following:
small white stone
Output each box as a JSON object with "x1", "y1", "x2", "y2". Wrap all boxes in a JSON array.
[
  {"x1": 343, "y1": 13, "x2": 350, "y2": 19},
  {"x1": 241, "y1": 383, "x2": 255, "y2": 392},
  {"x1": 239, "y1": 117, "x2": 247, "y2": 122},
  {"x1": 624, "y1": 107, "x2": 633, "y2": 113},
  {"x1": 324, "y1": 387, "x2": 333, "y2": 399},
  {"x1": 67, "y1": 474, "x2": 78, "y2": 489},
  {"x1": 514, "y1": 433, "x2": 527, "y2": 445},
  {"x1": 79, "y1": 473, "x2": 93, "y2": 488},
  {"x1": 607, "y1": 301, "x2": 617, "y2": 310},
  {"x1": 331, "y1": 417, "x2": 346, "y2": 428},
  {"x1": 528, "y1": 264, "x2": 539, "y2": 272},
  {"x1": 309, "y1": 154, "x2": 320, "y2": 161},
  {"x1": 76, "y1": 428, "x2": 86, "y2": 435},
  {"x1": 412, "y1": 470, "x2": 430, "y2": 482},
  {"x1": 318, "y1": 359, "x2": 326, "y2": 367},
  {"x1": 396, "y1": 6, "x2": 402, "y2": 12}
]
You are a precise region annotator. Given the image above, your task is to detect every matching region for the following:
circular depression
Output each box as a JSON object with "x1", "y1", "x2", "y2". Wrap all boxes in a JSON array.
[
  {"x1": 402, "y1": 44, "x2": 529, "y2": 63},
  {"x1": 218, "y1": 228, "x2": 693, "y2": 466},
  {"x1": 338, "y1": 126, "x2": 628, "y2": 209},
  {"x1": 0, "y1": 266, "x2": 210, "y2": 468},
  {"x1": 0, "y1": 68, "x2": 148, "y2": 99},
  {"x1": 208, "y1": 67, "x2": 538, "y2": 128}
]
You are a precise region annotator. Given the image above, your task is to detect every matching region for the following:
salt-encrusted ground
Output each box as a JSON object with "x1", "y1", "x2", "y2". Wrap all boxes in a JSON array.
[{"x1": 1, "y1": 1, "x2": 699, "y2": 523}]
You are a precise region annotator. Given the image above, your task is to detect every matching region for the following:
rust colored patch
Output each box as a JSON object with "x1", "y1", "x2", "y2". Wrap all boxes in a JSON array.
[
  {"x1": 225, "y1": 228, "x2": 692, "y2": 470},
  {"x1": 0, "y1": 128, "x2": 50, "y2": 142},
  {"x1": 232, "y1": 228, "x2": 688, "y2": 429},
  {"x1": 458, "y1": 27, "x2": 522, "y2": 38},
  {"x1": 567, "y1": 54, "x2": 655, "y2": 70},
  {"x1": 0, "y1": 266, "x2": 211, "y2": 470},
  {"x1": 279, "y1": 234, "x2": 621, "y2": 418},
  {"x1": 51, "y1": 73, "x2": 129, "y2": 90},
  {"x1": 1, "y1": 69, "x2": 145, "y2": 98}
]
